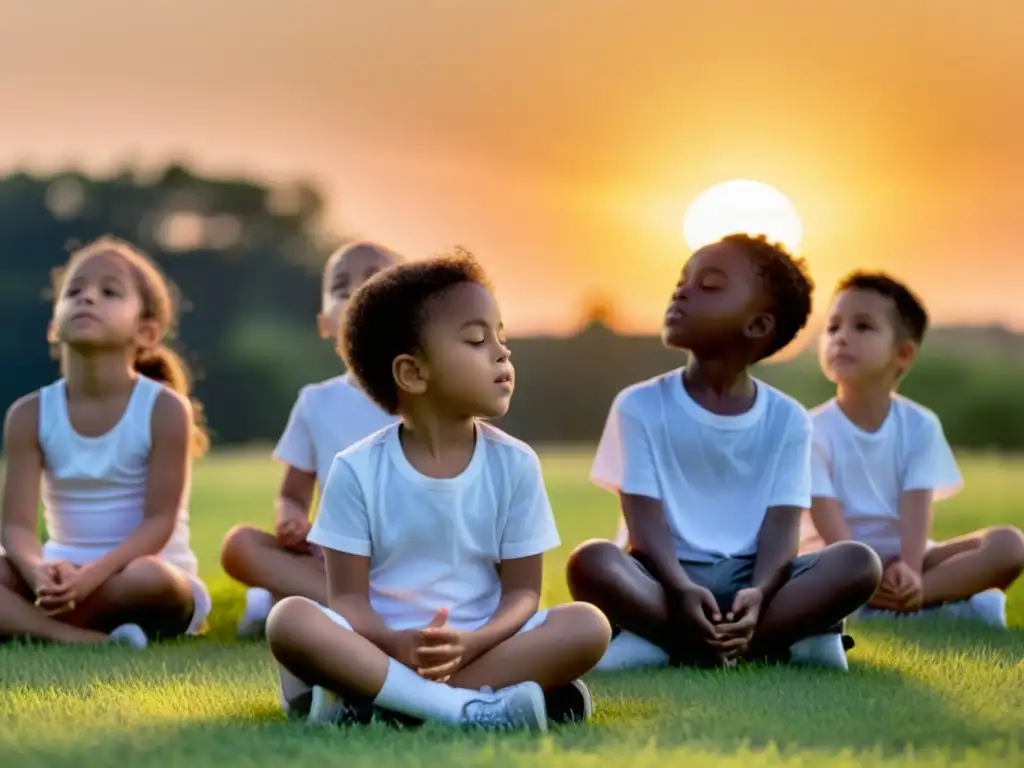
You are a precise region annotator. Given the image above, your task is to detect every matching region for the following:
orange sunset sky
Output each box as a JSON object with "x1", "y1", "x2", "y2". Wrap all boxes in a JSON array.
[{"x1": 1, "y1": 0, "x2": 1022, "y2": 337}]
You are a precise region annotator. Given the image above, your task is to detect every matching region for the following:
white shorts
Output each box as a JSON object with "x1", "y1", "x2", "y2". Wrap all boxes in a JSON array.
[
  {"x1": 277, "y1": 600, "x2": 549, "y2": 713},
  {"x1": 40, "y1": 542, "x2": 212, "y2": 636}
]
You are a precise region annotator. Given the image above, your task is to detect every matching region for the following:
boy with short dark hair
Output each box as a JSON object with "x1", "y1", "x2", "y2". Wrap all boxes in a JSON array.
[
  {"x1": 266, "y1": 251, "x2": 611, "y2": 731},
  {"x1": 800, "y1": 271, "x2": 1024, "y2": 626},
  {"x1": 567, "y1": 234, "x2": 882, "y2": 671},
  {"x1": 220, "y1": 242, "x2": 401, "y2": 638}
]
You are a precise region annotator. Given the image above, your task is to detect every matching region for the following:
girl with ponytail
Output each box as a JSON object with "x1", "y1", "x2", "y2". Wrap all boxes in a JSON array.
[{"x1": 0, "y1": 236, "x2": 212, "y2": 646}]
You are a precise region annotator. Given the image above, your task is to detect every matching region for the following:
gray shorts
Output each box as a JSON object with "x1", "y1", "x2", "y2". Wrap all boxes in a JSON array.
[{"x1": 629, "y1": 550, "x2": 823, "y2": 612}]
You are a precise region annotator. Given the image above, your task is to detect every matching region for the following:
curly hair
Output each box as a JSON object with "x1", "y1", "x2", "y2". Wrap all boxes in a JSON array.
[
  {"x1": 341, "y1": 249, "x2": 492, "y2": 414},
  {"x1": 835, "y1": 270, "x2": 929, "y2": 343},
  {"x1": 721, "y1": 234, "x2": 815, "y2": 361}
]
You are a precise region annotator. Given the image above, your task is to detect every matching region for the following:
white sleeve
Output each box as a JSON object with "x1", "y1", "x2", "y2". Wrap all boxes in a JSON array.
[
  {"x1": 903, "y1": 413, "x2": 963, "y2": 501},
  {"x1": 810, "y1": 427, "x2": 836, "y2": 499},
  {"x1": 590, "y1": 392, "x2": 661, "y2": 499},
  {"x1": 768, "y1": 413, "x2": 813, "y2": 509},
  {"x1": 500, "y1": 450, "x2": 562, "y2": 560},
  {"x1": 307, "y1": 455, "x2": 372, "y2": 556},
  {"x1": 272, "y1": 389, "x2": 316, "y2": 473}
]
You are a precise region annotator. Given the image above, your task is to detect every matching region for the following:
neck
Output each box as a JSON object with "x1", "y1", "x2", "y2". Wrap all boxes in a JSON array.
[
  {"x1": 684, "y1": 355, "x2": 754, "y2": 398},
  {"x1": 835, "y1": 381, "x2": 893, "y2": 431},
  {"x1": 399, "y1": 401, "x2": 477, "y2": 477},
  {"x1": 61, "y1": 347, "x2": 136, "y2": 397}
]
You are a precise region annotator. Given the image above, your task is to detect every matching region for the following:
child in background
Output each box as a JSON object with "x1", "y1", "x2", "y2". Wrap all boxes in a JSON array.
[
  {"x1": 800, "y1": 271, "x2": 1024, "y2": 626},
  {"x1": 0, "y1": 236, "x2": 211, "y2": 646},
  {"x1": 567, "y1": 235, "x2": 881, "y2": 672},
  {"x1": 221, "y1": 242, "x2": 400, "y2": 638},
  {"x1": 266, "y1": 252, "x2": 610, "y2": 731}
]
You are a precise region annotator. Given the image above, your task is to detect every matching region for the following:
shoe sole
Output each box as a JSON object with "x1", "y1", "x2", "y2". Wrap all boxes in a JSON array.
[{"x1": 566, "y1": 680, "x2": 593, "y2": 722}]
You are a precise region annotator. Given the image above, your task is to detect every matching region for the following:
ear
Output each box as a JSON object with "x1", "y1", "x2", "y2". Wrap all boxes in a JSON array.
[
  {"x1": 46, "y1": 319, "x2": 59, "y2": 345},
  {"x1": 392, "y1": 353, "x2": 429, "y2": 397},
  {"x1": 134, "y1": 319, "x2": 162, "y2": 350},
  {"x1": 745, "y1": 312, "x2": 775, "y2": 341},
  {"x1": 316, "y1": 313, "x2": 332, "y2": 340},
  {"x1": 895, "y1": 339, "x2": 918, "y2": 370}
]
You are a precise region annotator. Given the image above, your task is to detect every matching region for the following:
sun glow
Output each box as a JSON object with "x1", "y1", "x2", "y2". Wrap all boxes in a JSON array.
[{"x1": 683, "y1": 180, "x2": 803, "y2": 253}]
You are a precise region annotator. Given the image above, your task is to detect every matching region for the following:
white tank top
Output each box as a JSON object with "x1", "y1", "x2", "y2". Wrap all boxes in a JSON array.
[{"x1": 38, "y1": 376, "x2": 198, "y2": 576}]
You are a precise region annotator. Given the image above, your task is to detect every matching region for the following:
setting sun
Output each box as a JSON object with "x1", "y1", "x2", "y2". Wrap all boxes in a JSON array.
[{"x1": 683, "y1": 180, "x2": 803, "y2": 254}]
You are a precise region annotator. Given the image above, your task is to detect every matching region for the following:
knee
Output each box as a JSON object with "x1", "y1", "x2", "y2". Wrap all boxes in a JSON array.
[
  {"x1": 121, "y1": 556, "x2": 192, "y2": 606},
  {"x1": 985, "y1": 526, "x2": 1024, "y2": 576},
  {"x1": 565, "y1": 539, "x2": 623, "y2": 599},
  {"x1": 220, "y1": 525, "x2": 266, "y2": 575},
  {"x1": 549, "y1": 602, "x2": 613, "y2": 662},
  {"x1": 828, "y1": 541, "x2": 883, "y2": 595},
  {"x1": 265, "y1": 595, "x2": 320, "y2": 652}
]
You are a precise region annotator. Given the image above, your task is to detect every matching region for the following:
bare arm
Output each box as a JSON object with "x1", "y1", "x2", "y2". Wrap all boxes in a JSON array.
[
  {"x1": 323, "y1": 548, "x2": 400, "y2": 656},
  {"x1": 1, "y1": 395, "x2": 45, "y2": 590},
  {"x1": 86, "y1": 390, "x2": 191, "y2": 583},
  {"x1": 464, "y1": 554, "x2": 542, "y2": 662},
  {"x1": 621, "y1": 493, "x2": 695, "y2": 596},
  {"x1": 898, "y1": 489, "x2": 932, "y2": 572},
  {"x1": 752, "y1": 506, "x2": 801, "y2": 602},
  {"x1": 809, "y1": 496, "x2": 852, "y2": 546},
  {"x1": 276, "y1": 465, "x2": 316, "y2": 521}
]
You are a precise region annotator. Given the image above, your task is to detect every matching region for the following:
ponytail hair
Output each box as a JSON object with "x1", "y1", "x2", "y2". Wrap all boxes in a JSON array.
[{"x1": 134, "y1": 344, "x2": 210, "y2": 457}]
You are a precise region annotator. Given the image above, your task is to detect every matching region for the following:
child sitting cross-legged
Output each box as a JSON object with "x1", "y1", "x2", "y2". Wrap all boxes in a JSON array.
[{"x1": 266, "y1": 251, "x2": 611, "y2": 731}]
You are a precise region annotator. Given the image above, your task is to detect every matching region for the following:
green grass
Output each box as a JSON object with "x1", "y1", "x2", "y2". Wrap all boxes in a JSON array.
[{"x1": 2, "y1": 450, "x2": 1023, "y2": 767}]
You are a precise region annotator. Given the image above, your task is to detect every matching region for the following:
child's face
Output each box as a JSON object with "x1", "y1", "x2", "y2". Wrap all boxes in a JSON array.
[
  {"x1": 415, "y1": 282, "x2": 514, "y2": 420},
  {"x1": 51, "y1": 252, "x2": 147, "y2": 351},
  {"x1": 662, "y1": 241, "x2": 772, "y2": 357},
  {"x1": 318, "y1": 247, "x2": 394, "y2": 342},
  {"x1": 819, "y1": 288, "x2": 913, "y2": 386}
]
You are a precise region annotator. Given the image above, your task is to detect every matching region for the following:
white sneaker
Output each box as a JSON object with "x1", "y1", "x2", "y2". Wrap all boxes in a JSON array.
[
  {"x1": 109, "y1": 623, "x2": 148, "y2": 649},
  {"x1": 789, "y1": 633, "x2": 848, "y2": 671},
  {"x1": 237, "y1": 587, "x2": 273, "y2": 639},
  {"x1": 307, "y1": 685, "x2": 372, "y2": 725},
  {"x1": 595, "y1": 630, "x2": 671, "y2": 671},
  {"x1": 945, "y1": 589, "x2": 1008, "y2": 628},
  {"x1": 460, "y1": 681, "x2": 548, "y2": 732}
]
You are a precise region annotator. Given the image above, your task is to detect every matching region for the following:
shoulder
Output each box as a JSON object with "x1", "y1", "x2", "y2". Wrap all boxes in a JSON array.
[
  {"x1": 612, "y1": 369, "x2": 680, "y2": 416},
  {"x1": 296, "y1": 375, "x2": 348, "y2": 406},
  {"x1": 478, "y1": 422, "x2": 543, "y2": 475},
  {"x1": 337, "y1": 421, "x2": 396, "y2": 465},
  {"x1": 3, "y1": 391, "x2": 41, "y2": 446},
  {"x1": 892, "y1": 395, "x2": 943, "y2": 436},
  {"x1": 151, "y1": 387, "x2": 192, "y2": 437},
  {"x1": 757, "y1": 380, "x2": 812, "y2": 436}
]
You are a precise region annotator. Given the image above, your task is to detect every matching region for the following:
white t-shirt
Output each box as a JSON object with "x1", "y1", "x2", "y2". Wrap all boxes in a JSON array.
[
  {"x1": 273, "y1": 375, "x2": 397, "y2": 488},
  {"x1": 592, "y1": 369, "x2": 812, "y2": 563},
  {"x1": 307, "y1": 421, "x2": 562, "y2": 631},
  {"x1": 799, "y1": 396, "x2": 963, "y2": 559}
]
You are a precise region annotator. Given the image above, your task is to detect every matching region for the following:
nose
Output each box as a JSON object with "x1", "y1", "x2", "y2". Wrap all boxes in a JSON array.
[
  {"x1": 497, "y1": 342, "x2": 511, "y2": 362},
  {"x1": 76, "y1": 285, "x2": 99, "y2": 304}
]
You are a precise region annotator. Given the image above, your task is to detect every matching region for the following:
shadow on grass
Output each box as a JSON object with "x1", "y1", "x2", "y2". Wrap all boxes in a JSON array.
[{"x1": 850, "y1": 617, "x2": 1024, "y2": 664}]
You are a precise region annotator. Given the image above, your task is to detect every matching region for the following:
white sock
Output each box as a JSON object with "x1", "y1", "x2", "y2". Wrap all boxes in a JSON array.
[
  {"x1": 595, "y1": 630, "x2": 671, "y2": 671},
  {"x1": 373, "y1": 658, "x2": 475, "y2": 724}
]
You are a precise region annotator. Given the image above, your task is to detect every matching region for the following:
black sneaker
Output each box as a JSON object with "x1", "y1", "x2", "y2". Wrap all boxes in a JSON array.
[{"x1": 543, "y1": 680, "x2": 593, "y2": 724}]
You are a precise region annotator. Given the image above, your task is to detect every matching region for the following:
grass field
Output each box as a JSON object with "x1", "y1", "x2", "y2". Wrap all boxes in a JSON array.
[{"x1": 2, "y1": 450, "x2": 1023, "y2": 767}]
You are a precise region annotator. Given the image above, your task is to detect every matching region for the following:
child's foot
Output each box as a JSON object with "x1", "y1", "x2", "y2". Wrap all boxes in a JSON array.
[
  {"x1": 237, "y1": 587, "x2": 274, "y2": 639},
  {"x1": 108, "y1": 624, "x2": 148, "y2": 649},
  {"x1": 543, "y1": 679, "x2": 593, "y2": 724},
  {"x1": 595, "y1": 629, "x2": 671, "y2": 671},
  {"x1": 236, "y1": 585, "x2": 272, "y2": 638},
  {"x1": 789, "y1": 632, "x2": 848, "y2": 671},
  {"x1": 307, "y1": 685, "x2": 373, "y2": 726},
  {"x1": 460, "y1": 682, "x2": 548, "y2": 732},
  {"x1": 947, "y1": 589, "x2": 1007, "y2": 628}
]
